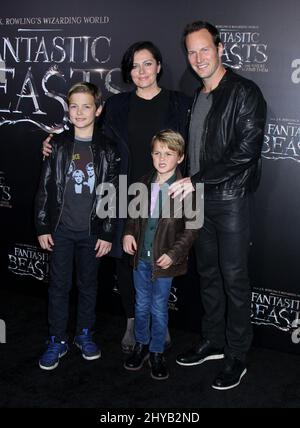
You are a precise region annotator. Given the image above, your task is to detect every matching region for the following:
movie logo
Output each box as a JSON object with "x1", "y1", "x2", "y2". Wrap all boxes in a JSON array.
[
  {"x1": 251, "y1": 287, "x2": 300, "y2": 344},
  {"x1": 8, "y1": 243, "x2": 50, "y2": 282},
  {"x1": 263, "y1": 117, "x2": 300, "y2": 163},
  {"x1": 218, "y1": 24, "x2": 269, "y2": 72},
  {"x1": 0, "y1": 170, "x2": 12, "y2": 208},
  {"x1": 0, "y1": 15, "x2": 123, "y2": 133},
  {"x1": 168, "y1": 286, "x2": 179, "y2": 312}
]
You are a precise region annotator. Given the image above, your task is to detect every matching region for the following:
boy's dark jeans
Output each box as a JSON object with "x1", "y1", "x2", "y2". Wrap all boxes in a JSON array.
[{"x1": 48, "y1": 223, "x2": 99, "y2": 340}]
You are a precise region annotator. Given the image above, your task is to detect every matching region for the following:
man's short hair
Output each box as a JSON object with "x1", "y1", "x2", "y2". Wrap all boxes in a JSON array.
[
  {"x1": 151, "y1": 129, "x2": 185, "y2": 158},
  {"x1": 67, "y1": 82, "x2": 102, "y2": 108},
  {"x1": 183, "y1": 21, "x2": 222, "y2": 50}
]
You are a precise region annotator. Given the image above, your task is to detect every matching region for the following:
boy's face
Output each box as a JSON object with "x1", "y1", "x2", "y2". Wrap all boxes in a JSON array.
[
  {"x1": 68, "y1": 92, "x2": 102, "y2": 134},
  {"x1": 151, "y1": 140, "x2": 184, "y2": 177}
]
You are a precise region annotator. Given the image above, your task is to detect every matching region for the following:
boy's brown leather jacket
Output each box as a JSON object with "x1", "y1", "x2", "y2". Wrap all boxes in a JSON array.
[{"x1": 124, "y1": 168, "x2": 201, "y2": 279}]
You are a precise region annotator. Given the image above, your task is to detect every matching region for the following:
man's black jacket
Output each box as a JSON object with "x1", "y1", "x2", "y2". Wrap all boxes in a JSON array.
[{"x1": 189, "y1": 68, "x2": 267, "y2": 200}]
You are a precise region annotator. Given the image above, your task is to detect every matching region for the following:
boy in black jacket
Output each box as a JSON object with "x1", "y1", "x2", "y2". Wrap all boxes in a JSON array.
[{"x1": 35, "y1": 82, "x2": 120, "y2": 370}]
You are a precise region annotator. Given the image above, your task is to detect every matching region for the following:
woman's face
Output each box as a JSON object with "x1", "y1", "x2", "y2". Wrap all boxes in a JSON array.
[{"x1": 130, "y1": 49, "x2": 161, "y2": 90}]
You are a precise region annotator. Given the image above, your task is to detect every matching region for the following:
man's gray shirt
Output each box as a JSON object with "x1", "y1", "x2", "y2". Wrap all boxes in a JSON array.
[{"x1": 188, "y1": 91, "x2": 212, "y2": 176}]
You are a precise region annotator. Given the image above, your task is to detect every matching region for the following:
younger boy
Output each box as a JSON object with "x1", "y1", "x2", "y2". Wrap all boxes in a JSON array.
[
  {"x1": 123, "y1": 130, "x2": 200, "y2": 380},
  {"x1": 35, "y1": 82, "x2": 119, "y2": 370}
]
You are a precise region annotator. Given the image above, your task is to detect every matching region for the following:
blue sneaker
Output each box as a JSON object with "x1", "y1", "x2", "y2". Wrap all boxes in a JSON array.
[
  {"x1": 74, "y1": 329, "x2": 101, "y2": 360},
  {"x1": 39, "y1": 336, "x2": 68, "y2": 370}
]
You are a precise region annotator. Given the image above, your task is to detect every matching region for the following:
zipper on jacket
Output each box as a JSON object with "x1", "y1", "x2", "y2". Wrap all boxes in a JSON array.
[
  {"x1": 54, "y1": 143, "x2": 75, "y2": 231},
  {"x1": 88, "y1": 143, "x2": 97, "y2": 237}
]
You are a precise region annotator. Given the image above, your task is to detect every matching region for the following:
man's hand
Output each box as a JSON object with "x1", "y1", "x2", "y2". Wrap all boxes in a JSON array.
[
  {"x1": 123, "y1": 235, "x2": 137, "y2": 255},
  {"x1": 156, "y1": 253, "x2": 173, "y2": 269},
  {"x1": 38, "y1": 234, "x2": 54, "y2": 251},
  {"x1": 168, "y1": 177, "x2": 195, "y2": 201},
  {"x1": 95, "y1": 239, "x2": 112, "y2": 258},
  {"x1": 42, "y1": 134, "x2": 53, "y2": 159}
]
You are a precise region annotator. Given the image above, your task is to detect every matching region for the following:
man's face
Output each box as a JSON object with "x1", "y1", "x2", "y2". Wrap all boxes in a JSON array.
[
  {"x1": 87, "y1": 165, "x2": 94, "y2": 177},
  {"x1": 185, "y1": 29, "x2": 223, "y2": 83}
]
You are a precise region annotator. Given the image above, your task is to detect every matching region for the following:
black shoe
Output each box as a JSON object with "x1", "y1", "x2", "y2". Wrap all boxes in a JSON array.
[
  {"x1": 149, "y1": 352, "x2": 169, "y2": 380},
  {"x1": 124, "y1": 342, "x2": 149, "y2": 371},
  {"x1": 212, "y1": 357, "x2": 247, "y2": 390},
  {"x1": 176, "y1": 339, "x2": 224, "y2": 366}
]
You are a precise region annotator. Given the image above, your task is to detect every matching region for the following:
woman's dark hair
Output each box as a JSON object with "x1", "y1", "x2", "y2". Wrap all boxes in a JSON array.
[
  {"x1": 182, "y1": 21, "x2": 222, "y2": 50},
  {"x1": 121, "y1": 41, "x2": 163, "y2": 84}
]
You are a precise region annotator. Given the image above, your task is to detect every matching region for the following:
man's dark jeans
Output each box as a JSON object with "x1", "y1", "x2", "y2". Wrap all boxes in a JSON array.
[
  {"x1": 194, "y1": 196, "x2": 253, "y2": 361},
  {"x1": 48, "y1": 223, "x2": 99, "y2": 340}
]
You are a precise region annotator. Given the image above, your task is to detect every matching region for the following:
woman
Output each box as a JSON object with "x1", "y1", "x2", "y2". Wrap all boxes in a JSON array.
[{"x1": 43, "y1": 41, "x2": 192, "y2": 353}]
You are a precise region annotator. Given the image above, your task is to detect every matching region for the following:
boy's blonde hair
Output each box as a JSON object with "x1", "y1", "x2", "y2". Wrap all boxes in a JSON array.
[
  {"x1": 67, "y1": 82, "x2": 102, "y2": 108},
  {"x1": 151, "y1": 129, "x2": 185, "y2": 157}
]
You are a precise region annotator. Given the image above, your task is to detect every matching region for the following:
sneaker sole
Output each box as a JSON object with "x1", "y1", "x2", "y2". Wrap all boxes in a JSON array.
[
  {"x1": 74, "y1": 343, "x2": 101, "y2": 360},
  {"x1": 39, "y1": 349, "x2": 68, "y2": 371},
  {"x1": 211, "y1": 368, "x2": 247, "y2": 391},
  {"x1": 124, "y1": 354, "x2": 150, "y2": 371},
  {"x1": 82, "y1": 353, "x2": 101, "y2": 361},
  {"x1": 150, "y1": 372, "x2": 169, "y2": 380},
  {"x1": 149, "y1": 360, "x2": 169, "y2": 380},
  {"x1": 176, "y1": 353, "x2": 225, "y2": 367}
]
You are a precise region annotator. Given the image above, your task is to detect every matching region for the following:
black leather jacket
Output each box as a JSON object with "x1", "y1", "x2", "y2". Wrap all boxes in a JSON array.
[
  {"x1": 190, "y1": 68, "x2": 267, "y2": 200},
  {"x1": 101, "y1": 89, "x2": 192, "y2": 179},
  {"x1": 35, "y1": 126, "x2": 120, "y2": 242}
]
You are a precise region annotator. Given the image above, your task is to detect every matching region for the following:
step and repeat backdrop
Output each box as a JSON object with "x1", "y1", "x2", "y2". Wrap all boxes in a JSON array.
[{"x1": 1, "y1": 0, "x2": 300, "y2": 353}]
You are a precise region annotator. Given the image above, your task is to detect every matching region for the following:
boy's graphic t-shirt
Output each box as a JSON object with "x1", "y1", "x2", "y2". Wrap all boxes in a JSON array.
[{"x1": 60, "y1": 137, "x2": 95, "y2": 231}]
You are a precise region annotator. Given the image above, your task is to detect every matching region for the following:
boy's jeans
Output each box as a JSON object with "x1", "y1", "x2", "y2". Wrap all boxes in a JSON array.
[
  {"x1": 133, "y1": 259, "x2": 172, "y2": 353},
  {"x1": 48, "y1": 223, "x2": 99, "y2": 340}
]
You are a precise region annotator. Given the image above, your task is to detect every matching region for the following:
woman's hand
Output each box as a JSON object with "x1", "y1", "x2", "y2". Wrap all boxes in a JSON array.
[{"x1": 42, "y1": 134, "x2": 53, "y2": 158}]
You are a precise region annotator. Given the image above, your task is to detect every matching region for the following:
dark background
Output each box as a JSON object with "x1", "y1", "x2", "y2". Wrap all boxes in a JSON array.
[{"x1": 1, "y1": 0, "x2": 300, "y2": 354}]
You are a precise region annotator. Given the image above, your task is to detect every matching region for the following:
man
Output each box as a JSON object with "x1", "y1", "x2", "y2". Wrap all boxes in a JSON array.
[
  {"x1": 85, "y1": 162, "x2": 95, "y2": 194},
  {"x1": 169, "y1": 21, "x2": 266, "y2": 390}
]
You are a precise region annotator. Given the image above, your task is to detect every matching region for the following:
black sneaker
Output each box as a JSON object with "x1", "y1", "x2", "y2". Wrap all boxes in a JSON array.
[
  {"x1": 149, "y1": 352, "x2": 169, "y2": 380},
  {"x1": 176, "y1": 339, "x2": 224, "y2": 366},
  {"x1": 124, "y1": 342, "x2": 149, "y2": 371},
  {"x1": 212, "y1": 357, "x2": 247, "y2": 390}
]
